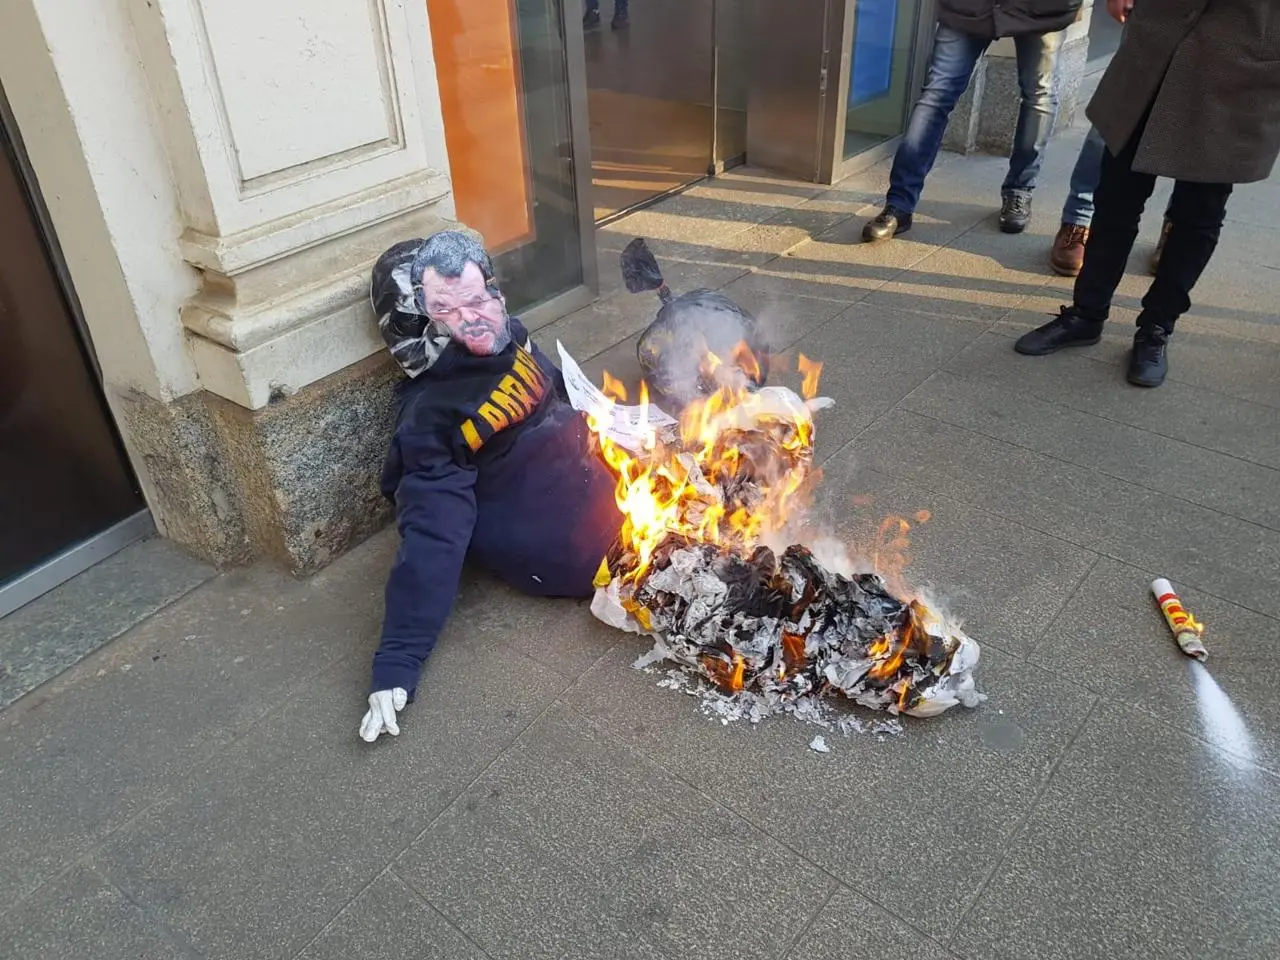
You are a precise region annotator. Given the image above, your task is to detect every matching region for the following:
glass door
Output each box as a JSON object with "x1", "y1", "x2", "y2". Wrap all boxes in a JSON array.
[
  {"x1": 842, "y1": 0, "x2": 924, "y2": 160},
  {"x1": 426, "y1": 0, "x2": 592, "y2": 313},
  {"x1": 1, "y1": 104, "x2": 146, "y2": 609},
  {"x1": 712, "y1": 0, "x2": 750, "y2": 170},
  {"x1": 581, "y1": 0, "x2": 716, "y2": 220}
]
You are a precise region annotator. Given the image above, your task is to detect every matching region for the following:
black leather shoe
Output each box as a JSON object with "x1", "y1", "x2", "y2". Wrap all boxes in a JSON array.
[
  {"x1": 999, "y1": 193, "x2": 1032, "y2": 234},
  {"x1": 1127, "y1": 326, "x2": 1170, "y2": 387},
  {"x1": 583, "y1": 9, "x2": 601, "y2": 28},
  {"x1": 862, "y1": 205, "x2": 912, "y2": 242},
  {"x1": 611, "y1": 10, "x2": 629, "y2": 28},
  {"x1": 1014, "y1": 306, "x2": 1104, "y2": 356}
]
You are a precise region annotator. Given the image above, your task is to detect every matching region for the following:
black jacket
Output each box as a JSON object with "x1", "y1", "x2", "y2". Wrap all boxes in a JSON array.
[{"x1": 937, "y1": 0, "x2": 1082, "y2": 38}]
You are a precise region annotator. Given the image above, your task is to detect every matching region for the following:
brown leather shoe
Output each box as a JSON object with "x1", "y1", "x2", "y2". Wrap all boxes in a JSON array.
[
  {"x1": 1150, "y1": 218, "x2": 1172, "y2": 275},
  {"x1": 1049, "y1": 223, "x2": 1090, "y2": 277}
]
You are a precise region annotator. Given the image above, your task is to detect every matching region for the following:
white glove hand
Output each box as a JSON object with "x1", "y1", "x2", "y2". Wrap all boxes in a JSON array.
[{"x1": 359, "y1": 687, "x2": 408, "y2": 742}]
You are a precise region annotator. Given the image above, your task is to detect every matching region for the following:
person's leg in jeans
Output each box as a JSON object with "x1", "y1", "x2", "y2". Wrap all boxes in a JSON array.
[
  {"x1": 1061, "y1": 125, "x2": 1108, "y2": 229},
  {"x1": 612, "y1": 0, "x2": 629, "y2": 28},
  {"x1": 999, "y1": 29, "x2": 1064, "y2": 232},
  {"x1": 1049, "y1": 125, "x2": 1107, "y2": 275},
  {"x1": 863, "y1": 25, "x2": 986, "y2": 240}
]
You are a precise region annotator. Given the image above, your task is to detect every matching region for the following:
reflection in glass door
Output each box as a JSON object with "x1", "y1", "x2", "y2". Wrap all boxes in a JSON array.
[
  {"x1": 582, "y1": 0, "x2": 715, "y2": 220},
  {"x1": 426, "y1": 0, "x2": 589, "y2": 313},
  {"x1": 843, "y1": 0, "x2": 923, "y2": 159}
]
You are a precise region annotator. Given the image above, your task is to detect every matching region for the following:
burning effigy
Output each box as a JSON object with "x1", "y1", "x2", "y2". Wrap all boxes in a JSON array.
[{"x1": 570, "y1": 240, "x2": 984, "y2": 729}]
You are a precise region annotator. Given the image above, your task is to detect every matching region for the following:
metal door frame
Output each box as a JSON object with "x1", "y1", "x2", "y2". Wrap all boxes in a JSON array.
[
  {"x1": 818, "y1": 0, "x2": 937, "y2": 185},
  {"x1": 0, "y1": 82, "x2": 153, "y2": 619}
]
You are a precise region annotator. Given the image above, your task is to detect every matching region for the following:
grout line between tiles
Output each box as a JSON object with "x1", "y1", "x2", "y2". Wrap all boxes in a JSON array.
[
  {"x1": 899, "y1": 388, "x2": 1280, "y2": 533},
  {"x1": 940, "y1": 346, "x2": 1280, "y2": 470},
  {"x1": 943, "y1": 696, "x2": 1102, "y2": 950},
  {"x1": 1021, "y1": 554, "x2": 1103, "y2": 661},
  {"x1": 0, "y1": 640, "x2": 361, "y2": 925},
  {"x1": 388, "y1": 867, "x2": 496, "y2": 960},
  {"x1": 777, "y1": 884, "x2": 837, "y2": 960},
  {"x1": 85, "y1": 861, "x2": 209, "y2": 960},
  {"x1": 559, "y1": 699, "x2": 953, "y2": 950}
]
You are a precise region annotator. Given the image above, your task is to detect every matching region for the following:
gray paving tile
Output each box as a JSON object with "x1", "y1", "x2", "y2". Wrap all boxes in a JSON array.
[
  {"x1": 537, "y1": 289, "x2": 669, "y2": 364},
  {"x1": 790, "y1": 884, "x2": 954, "y2": 960},
  {"x1": 1210, "y1": 217, "x2": 1280, "y2": 270},
  {"x1": 2, "y1": 864, "x2": 198, "y2": 960},
  {"x1": 586, "y1": 240, "x2": 747, "y2": 304},
  {"x1": 0, "y1": 536, "x2": 215, "y2": 708},
  {"x1": 901, "y1": 371, "x2": 1280, "y2": 530},
  {"x1": 1186, "y1": 245, "x2": 1280, "y2": 330},
  {"x1": 862, "y1": 220, "x2": 1055, "y2": 324},
  {"x1": 993, "y1": 292, "x2": 1280, "y2": 405},
  {"x1": 396, "y1": 704, "x2": 833, "y2": 960},
  {"x1": 598, "y1": 224, "x2": 790, "y2": 269},
  {"x1": 1029, "y1": 556, "x2": 1280, "y2": 774},
  {"x1": 944, "y1": 332, "x2": 1280, "y2": 471},
  {"x1": 1222, "y1": 177, "x2": 1280, "y2": 230},
  {"x1": 567, "y1": 642, "x2": 1096, "y2": 941},
  {"x1": 0, "y1": 532, "x2": 395, "y2": 913},
  {"x1": 950, "y1": 704, "x2": 1280, "y2": 960},
  {"x1": 682, "y1": 169, "x2": 826, "y2": 212},
  {"x1": 298, "y1": 873, "x2": 486, "y2": 960},
  {"x1": 461, "y1": 581, "x2": 621, "y2": 683},
  {"x1": 854, "y1": 408, "x2": 1280, "y2": 621},
  {"x1": 782, "y1": 302, "x2": 988, "y2": 462},
  {"x1": 815, "y1": 462, "x2": 1099, "y2": 660},
  {"x1": 540, "y1": 259, "x2": 750, "y2": 362},
  {"x1": 90, "y1": 633, "x2": 566, "y2": 960},
  {"x1": 718, "y1": 272, "x2": 856, "y2": 348}
]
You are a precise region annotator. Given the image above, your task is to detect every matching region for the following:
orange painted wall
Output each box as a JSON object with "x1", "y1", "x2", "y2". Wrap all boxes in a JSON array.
[{"x1": 426, "y1": 0, "x2": 534, "y2": 252}]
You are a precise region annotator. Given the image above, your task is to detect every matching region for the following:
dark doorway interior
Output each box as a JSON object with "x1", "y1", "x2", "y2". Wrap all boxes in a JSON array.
[{"x1": 0, "y1": 104, "x2": 144, "y2": 592}]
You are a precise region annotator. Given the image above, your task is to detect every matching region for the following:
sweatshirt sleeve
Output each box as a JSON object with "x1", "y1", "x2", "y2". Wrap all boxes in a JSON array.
[{"x1": 371, "y1": 431, "x2": 478, "y2": 696}]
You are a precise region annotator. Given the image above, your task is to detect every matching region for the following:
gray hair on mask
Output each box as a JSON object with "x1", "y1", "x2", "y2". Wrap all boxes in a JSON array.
[{"x1": 410, "y1": 230, "x2": 500, "y2": 313}]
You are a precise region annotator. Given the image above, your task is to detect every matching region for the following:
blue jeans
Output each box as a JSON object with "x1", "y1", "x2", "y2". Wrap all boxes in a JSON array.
[
  {"x1": 586, "y1": 0, "x2": 627, "y2": 12},
  {"x1": 1061, "y1": 125, "x2": 1108, "y2": 227},
  {"x1": 886, "y1": 24, "x2": 1063, "y2": 215},
  {"x1": 1061, "y1": 125, "x2": 1173, "y2": 228}
]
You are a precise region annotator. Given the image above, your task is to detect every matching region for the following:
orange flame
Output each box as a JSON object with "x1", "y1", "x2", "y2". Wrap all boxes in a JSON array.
[
  {"x1": 798, "y1": 354, "x2": 823, "y2": 400},
  {"x1": 732, "y1": 340, "x2": 763, "y2": 384},
  {"x1": 601, "y1": 371, "x2": 628, "y2": 403},
  {"x1": 588, "y1": 364, "x2": 820, "y2": 588}
]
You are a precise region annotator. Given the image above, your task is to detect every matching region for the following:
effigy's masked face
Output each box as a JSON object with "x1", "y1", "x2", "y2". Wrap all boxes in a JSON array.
[{"x1": 419, "y1": 262, "x2": 511, "y2": 357}]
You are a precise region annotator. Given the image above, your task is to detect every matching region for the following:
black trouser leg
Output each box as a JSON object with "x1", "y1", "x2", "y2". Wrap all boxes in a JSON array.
[
  {"x1": 1139, "y1": 179, "x2": 1232, "y2": 331},
  {"x1": 1073, "y1": 131, "x2": 1156, "y2": 323}
]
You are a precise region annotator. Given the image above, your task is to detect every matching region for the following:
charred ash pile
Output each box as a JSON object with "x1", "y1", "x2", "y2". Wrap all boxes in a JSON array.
[
  {"x1": 589, "y1": 238, "x2": 983, "y2": 728},
  {"x1": 594, "y1": 537, "x2": 982, "y2": 722}
]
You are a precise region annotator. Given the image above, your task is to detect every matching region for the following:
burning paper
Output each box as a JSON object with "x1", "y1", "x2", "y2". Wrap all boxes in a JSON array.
[
  {"x1": 577, "y1": 316, "x2": 983, "y2": 725},
  {"x1": 558, "y1": 341, "x2": 676, "y2": 452}
]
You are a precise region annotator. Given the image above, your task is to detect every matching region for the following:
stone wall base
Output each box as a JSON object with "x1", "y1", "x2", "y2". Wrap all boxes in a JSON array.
[{"x1": 117, "y1": 353, "x2": 401, "y2": 575}]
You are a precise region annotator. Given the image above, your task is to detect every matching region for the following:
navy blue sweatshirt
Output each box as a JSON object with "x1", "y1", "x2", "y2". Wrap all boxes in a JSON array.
[{"x1": 371, "y1": 320, "x2": 622, "y2": 696}]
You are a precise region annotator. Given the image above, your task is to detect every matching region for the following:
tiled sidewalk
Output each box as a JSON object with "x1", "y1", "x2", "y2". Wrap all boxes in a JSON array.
[{"x1": 4, "y1": 113, "x2": 1279, "y2": 959}]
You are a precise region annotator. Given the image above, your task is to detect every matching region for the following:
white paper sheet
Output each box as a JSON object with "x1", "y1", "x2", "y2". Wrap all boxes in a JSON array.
[{"x1": 557, "y1": 340, "x2": 676, "y2": 451}]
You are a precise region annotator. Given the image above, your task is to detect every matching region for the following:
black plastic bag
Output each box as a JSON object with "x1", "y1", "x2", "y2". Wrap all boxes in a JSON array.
[{"x1": 621, "y1": 238, "x2": 770, "y2": 410}]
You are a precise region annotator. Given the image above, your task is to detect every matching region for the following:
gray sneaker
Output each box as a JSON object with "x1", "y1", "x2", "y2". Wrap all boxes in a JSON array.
[{"x1": 999, "y1": 194, "x2": 1032, "y2": 234}]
